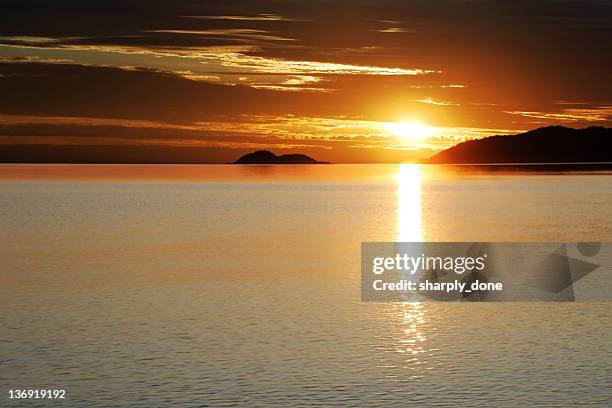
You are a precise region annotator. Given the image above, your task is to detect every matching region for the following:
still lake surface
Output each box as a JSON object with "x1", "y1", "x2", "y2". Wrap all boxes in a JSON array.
[{"x1": 1, "y1": 164, "x2": 611, "y2": 407}]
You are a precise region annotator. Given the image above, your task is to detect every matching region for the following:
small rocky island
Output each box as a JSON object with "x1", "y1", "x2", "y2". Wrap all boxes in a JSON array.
[
  {"x1": 425, "y1": 126, "x2": 612, "y2": 164},
  {"x1": 233, "y1": 150, "x2": 329, "y2": 164}
]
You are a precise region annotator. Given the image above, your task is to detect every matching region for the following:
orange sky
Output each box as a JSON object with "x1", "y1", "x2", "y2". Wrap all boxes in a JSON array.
[{"x1": 0, "y1": 1, "x2": 610, "y2": 162}]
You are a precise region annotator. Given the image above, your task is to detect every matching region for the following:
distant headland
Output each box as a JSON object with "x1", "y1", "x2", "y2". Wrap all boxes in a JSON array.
[
  {"x1": 233, "y1": 150, "x2": 329, "y2": 164},
  {"x1": 425, "y1": 126, "x2": 612, "y2": 164}
]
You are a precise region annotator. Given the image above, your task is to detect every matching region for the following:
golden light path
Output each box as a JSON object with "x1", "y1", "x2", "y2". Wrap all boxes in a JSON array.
[
  {"x1": 396, "y1": 163, "x2": 423, "y2": 242},
  {"x1": 393, "y1": 302, "x2": 428, "y2": 379},
  {"x1": 393, "y1": 164, "x2": 428, "y2": 378}
]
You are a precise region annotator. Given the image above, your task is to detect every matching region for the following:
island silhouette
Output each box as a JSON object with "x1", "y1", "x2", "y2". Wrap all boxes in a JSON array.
[
  {"x1": 426, "y1": 126, "x2": 612, "y2": 164},
  {"x1": 233, "y1": 150, "x2": 329, "y2": 164}
]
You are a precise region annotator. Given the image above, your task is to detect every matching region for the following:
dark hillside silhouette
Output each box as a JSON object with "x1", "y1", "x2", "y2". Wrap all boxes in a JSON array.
[{"x1": 426, "y1": 126, "x2": 612, "y2": 164}]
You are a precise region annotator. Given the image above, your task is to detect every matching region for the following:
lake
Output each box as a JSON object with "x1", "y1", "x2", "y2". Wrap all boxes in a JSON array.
[{"x1": 1, "y1": 164, "x2": 611, "y2": 407}]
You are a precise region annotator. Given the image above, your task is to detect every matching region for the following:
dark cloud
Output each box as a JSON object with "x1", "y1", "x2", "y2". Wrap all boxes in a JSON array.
[
  {"x1": 0, "y1": 61, "x2": 451, "y2": 123},
  {"x1": 0, "y1": 61, "x2": 304, "y2": 122}
]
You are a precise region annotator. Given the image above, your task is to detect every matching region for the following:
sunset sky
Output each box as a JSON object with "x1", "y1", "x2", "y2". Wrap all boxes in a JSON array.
[{"x1": 1, "y1": 0, "x2": 611, "y2": 162}]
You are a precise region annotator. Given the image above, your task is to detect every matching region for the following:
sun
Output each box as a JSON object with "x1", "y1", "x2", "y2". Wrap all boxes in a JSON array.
[{"x1": 385, "y1": 121, "x2": 436, "y2": 142}]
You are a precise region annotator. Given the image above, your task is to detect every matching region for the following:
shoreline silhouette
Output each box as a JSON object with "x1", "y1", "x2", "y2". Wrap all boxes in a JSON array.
[{"x1": 425, "y1": 126, "x2": 612, "y2": 164}]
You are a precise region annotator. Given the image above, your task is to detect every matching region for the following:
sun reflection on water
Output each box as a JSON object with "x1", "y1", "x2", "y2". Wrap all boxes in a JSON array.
[
  {"x1": 396, "y1": 164, "x2": 423, "y2": 242},
  {"x1": 396, "y1": 302, "x2": 427, "y2": 355},
  {"x1": 388, "y1": 165, "x2": 430, "y2": 379}
]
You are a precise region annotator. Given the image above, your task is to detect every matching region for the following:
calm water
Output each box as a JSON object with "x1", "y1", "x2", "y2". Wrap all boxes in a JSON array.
[{"x1": 1, "y1": 164, "x2": 611, "y2": 407}]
